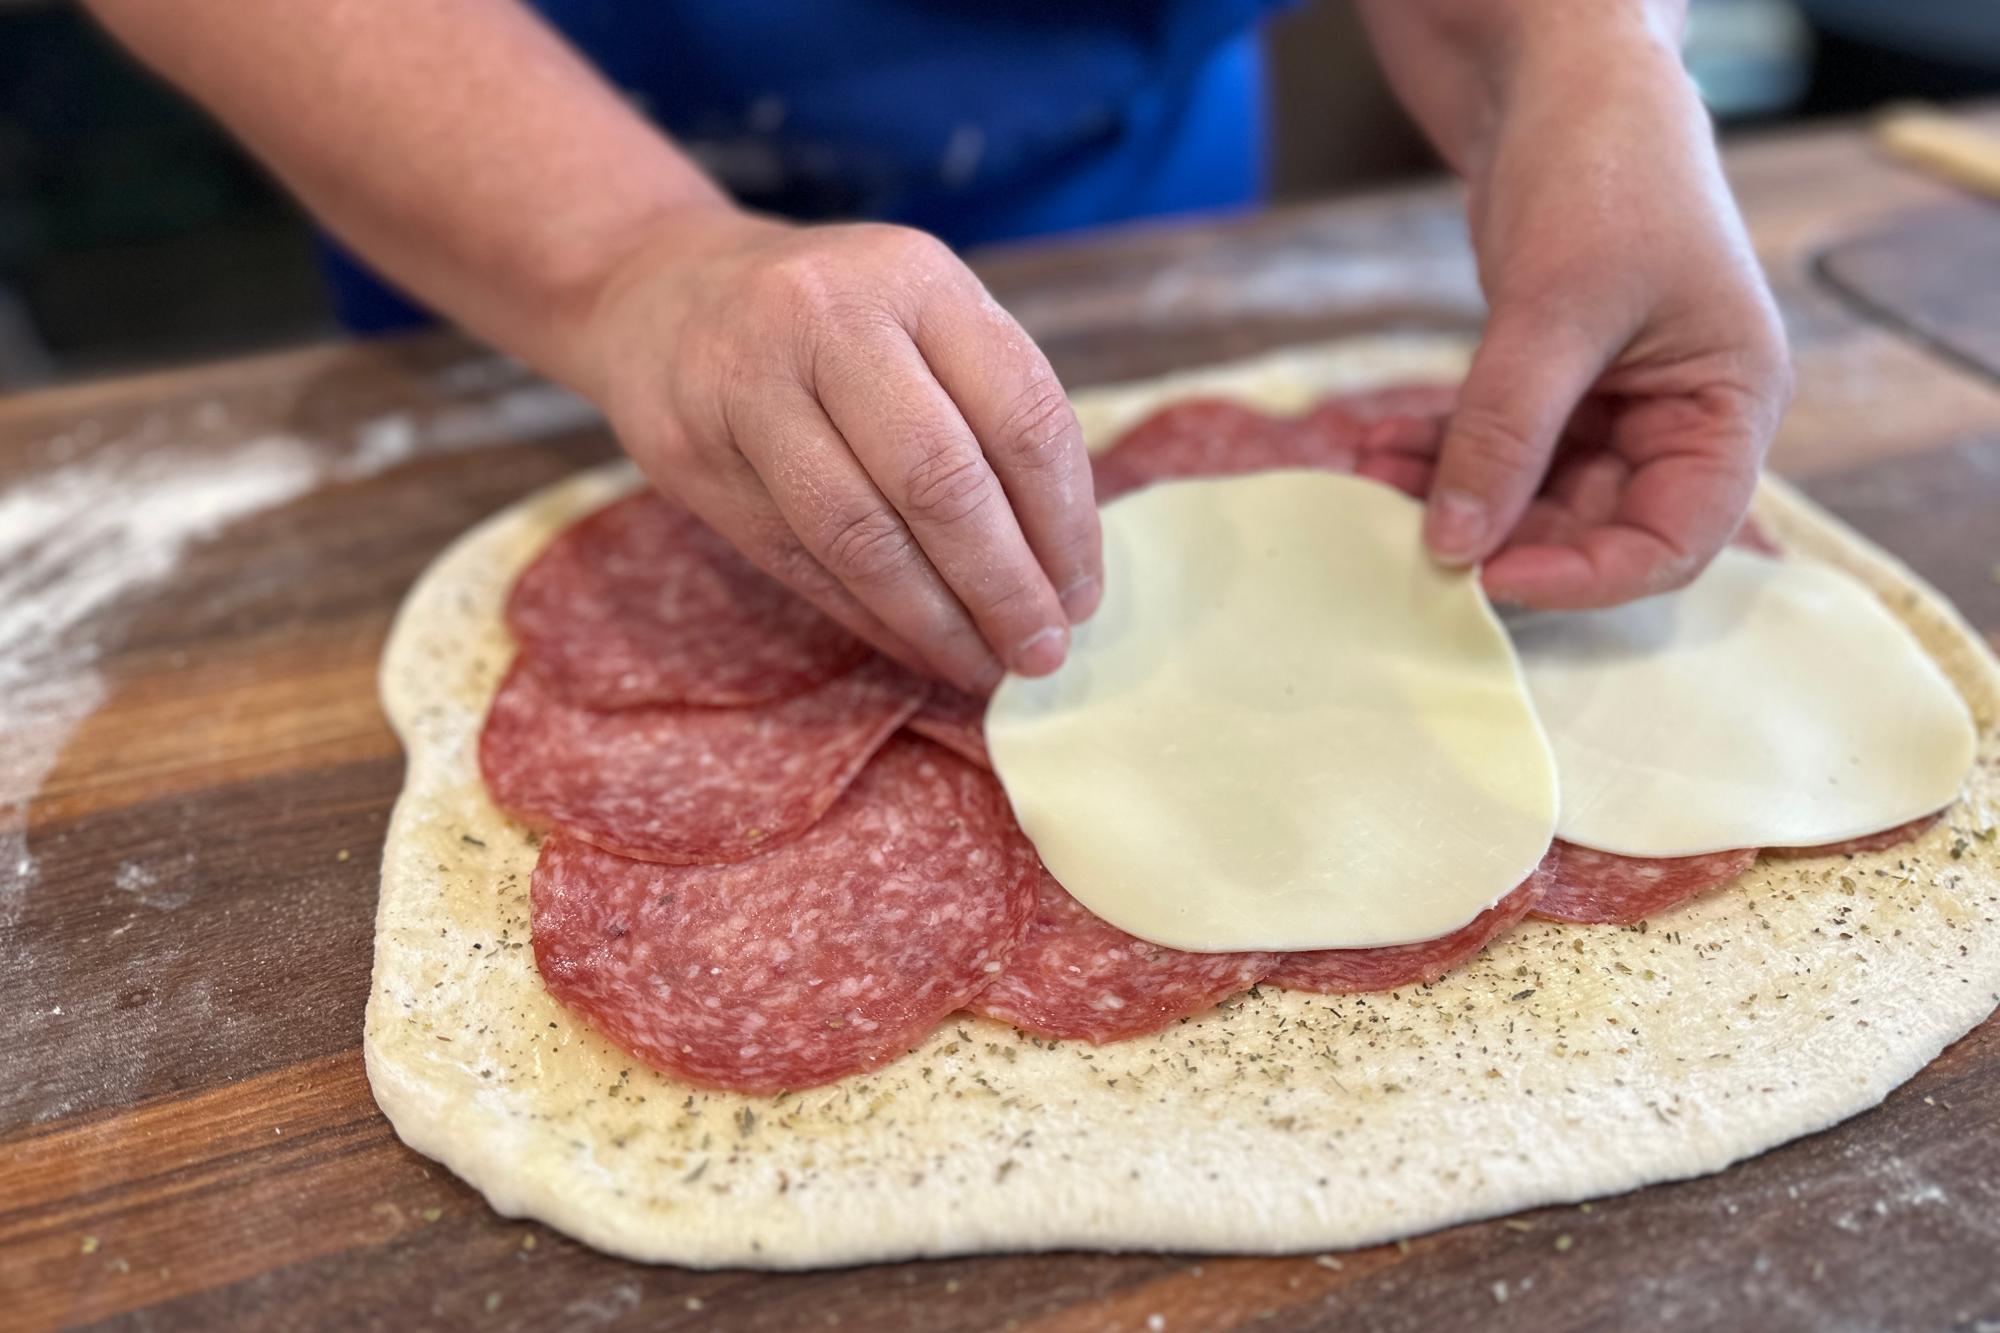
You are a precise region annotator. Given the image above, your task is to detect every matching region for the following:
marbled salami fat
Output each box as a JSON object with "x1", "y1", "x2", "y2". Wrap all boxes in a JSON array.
[
  {"x1": 480, "y1": 656, "x2": 918, "y2": 863},
  {"x1": 967, "y1": 868, "x2": 1272, "y2": 1043},
  {"x1": 1264, "y1": 850, "x2": 1553, "y2": 994},
  {"x1": 530, "y1": 738, "x2": 1038, "y2": 1093},
  {"x1": 506, "y1": 491, "x2": 868, "y2": 708},
  {"x1": 1533, "y1": 842, "x2": 1759, "y2": 926},
  {"x1": 906, "y1": 683, "x2": 991, "y2": 770},
  {"x1": 1765, "y1": 810, "x2": 1945, "y2": 859}
]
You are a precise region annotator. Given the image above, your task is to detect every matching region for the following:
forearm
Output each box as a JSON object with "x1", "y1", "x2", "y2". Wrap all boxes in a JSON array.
[
  {"x1": 1355, "y1": 0, "x2": 1689, "y2": 176},
  {"x1": 83, "y1": 0, "x2": 733, "y2": 394}
]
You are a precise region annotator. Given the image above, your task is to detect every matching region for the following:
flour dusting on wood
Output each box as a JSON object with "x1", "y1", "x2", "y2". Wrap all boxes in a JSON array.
[
  {"x1": 0, "y1": 434, "x2": 326, "y2": 1116},
  {"x1": 1, "y1": 359, "x2": 599, "y2": 893},
  {"x1": 0, "y1": 434, "x2": 323, "y2": 873},
  {"x1": 0, "y1": 354, "x2": 604, "y2": 1125}
]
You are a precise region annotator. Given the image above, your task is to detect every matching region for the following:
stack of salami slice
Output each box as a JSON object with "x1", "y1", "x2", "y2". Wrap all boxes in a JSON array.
[{"x1": 480, "y1": 387, "x2": 1930, "y2": 1095}]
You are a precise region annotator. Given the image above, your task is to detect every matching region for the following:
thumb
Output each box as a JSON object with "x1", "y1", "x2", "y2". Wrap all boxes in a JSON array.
[{"x1": 1425, "y1": 308, "x2": 1609, "y2": 565}]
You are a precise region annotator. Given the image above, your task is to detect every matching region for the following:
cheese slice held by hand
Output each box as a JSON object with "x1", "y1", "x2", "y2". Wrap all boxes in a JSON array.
[
  {"x1": 985, "y1": 471, "x2": 1558, "y2": 953},
  {"x1": 1512, "y1": 547, "x2": 1977, "y2": 858}
]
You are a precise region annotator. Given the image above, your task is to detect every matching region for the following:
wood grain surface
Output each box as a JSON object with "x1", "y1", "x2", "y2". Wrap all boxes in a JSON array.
[
  {"x1": 4, "y1": 111, "x2": 2000, "y2": 1333},
  {"x1": 1818, "y1": 201, "x2": 2000, "y2": 384}
]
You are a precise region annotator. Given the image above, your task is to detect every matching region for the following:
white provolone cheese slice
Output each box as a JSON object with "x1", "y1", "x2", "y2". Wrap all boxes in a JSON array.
[
  {"x1": 984, "y1": 471, "x2": 1558, "y2": 953},
  {"x1": 1512, "y1": 547, "x2": 1977, "y2": 857}
]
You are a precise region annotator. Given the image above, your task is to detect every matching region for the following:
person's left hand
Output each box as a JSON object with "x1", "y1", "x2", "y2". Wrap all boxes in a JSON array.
[{"x1": 1356, "y1": 19, "x2": 1791, "y2": 608}]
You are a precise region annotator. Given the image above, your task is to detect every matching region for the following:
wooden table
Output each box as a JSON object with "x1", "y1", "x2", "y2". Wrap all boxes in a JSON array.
[{"x1": 5, "y1": 110, "x2": 1999, "y2": 1333}]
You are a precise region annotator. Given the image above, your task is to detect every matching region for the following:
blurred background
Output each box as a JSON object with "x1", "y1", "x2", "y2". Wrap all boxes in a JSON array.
[{"x1": 2, "y1": 0, "x2": 1997, "y2": 389}]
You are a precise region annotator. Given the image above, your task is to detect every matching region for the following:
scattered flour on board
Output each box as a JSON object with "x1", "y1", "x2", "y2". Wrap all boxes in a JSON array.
[
  {"x1": 0, "y1": 361, "x2": 600, "y2": 1123},
  {"x1": 348, "y1": 382, "x2": 595, "y2": 475},
  {"x1": 1138, "y1": 246, "x2": 1481, "y2": 322},
  {"x1": 1132, "y1": 213, "x2": 1481, "y2": 324},
  {"x1": 0, "y1": 433, "x2": 323, "y2": 1121},
  {"x1": 1000, "y1": 236, "x2": 1481, "y2": 345},
  {"x1": 0, "y1": 367, "x2": 595, "y2": 895},
  {"x1": 0, "y1": 433, "x2": 324, "y2": 903},
  {"x1": 115, "y1": 858, "x2": 193, "y2": 912}
]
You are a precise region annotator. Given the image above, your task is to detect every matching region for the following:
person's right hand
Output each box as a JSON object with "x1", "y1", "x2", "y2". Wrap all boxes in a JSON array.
[{"x1": 583, "y1": 211, "x2": 1104, "y2": 692}]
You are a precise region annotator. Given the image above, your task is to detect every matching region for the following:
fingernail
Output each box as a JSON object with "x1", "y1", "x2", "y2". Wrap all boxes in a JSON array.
[
  {"x1": 1010, "y1": 624, "x2": 1069, "y2": 676},
  {"x1": 1059, "y1": 574, "x2": 1101, "y2": 623},
  {"x1": 1426, "y1": 489, "x2": 1486, "y2": 563}
]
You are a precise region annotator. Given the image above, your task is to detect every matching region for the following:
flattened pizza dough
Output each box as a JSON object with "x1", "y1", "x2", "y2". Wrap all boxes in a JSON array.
[
  {"x1": 366, "y1": 334, "x2": 2000, "y2": 1268},
  {"x1": 985, "y1": 471, "x2": 1558, "y2": 951}
]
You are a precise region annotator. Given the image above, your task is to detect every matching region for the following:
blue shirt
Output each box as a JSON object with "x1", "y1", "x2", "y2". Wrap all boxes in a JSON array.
[{"x1": 325, "y1": 1, "x2": 1284, "y2": 332}]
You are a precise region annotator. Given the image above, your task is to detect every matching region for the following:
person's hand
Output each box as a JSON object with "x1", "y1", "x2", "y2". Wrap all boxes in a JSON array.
[
  {"x1": 1357, "y1": 3, "x2": 1792, "y2": 608},
  {"x1": 583, "y1": 212, "x2": 1103, "y2": 691}
]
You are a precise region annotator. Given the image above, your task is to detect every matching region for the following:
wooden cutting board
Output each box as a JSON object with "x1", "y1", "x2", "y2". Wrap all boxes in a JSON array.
[
  {"x1": 1817, "y1": 199, "x2": 2000, "y2": 385},
  {"x1": 4, "y1": 110, "x2": 2000, "y2": 1333}
]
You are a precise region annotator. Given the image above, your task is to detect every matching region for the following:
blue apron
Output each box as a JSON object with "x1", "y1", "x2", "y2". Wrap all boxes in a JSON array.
[{"x1": 324, "y1": 1, "x2": 1284, "y2": 331}]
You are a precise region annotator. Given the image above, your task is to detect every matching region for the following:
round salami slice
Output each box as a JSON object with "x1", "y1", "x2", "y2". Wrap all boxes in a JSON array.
[
  {"x1": 506, "y1": 491, "x2": 868, "y2": 708},
  {"x1": 1533, "y1": 841, "x2": 1758, "y2": 926},
  {"x1": 1092, "y1": 400, "x2": 1292, "y2": 503},
  {"x1": 1764, "y1": 810, "x2": 1945, "y2": 859},
  {"x1": 1265, "y1": 405, "x2": 1366, "y2": 471},
  {"x1": 967, "y1": 867, "x2": 1272, "y2": 1043},
  {"x1": 1092, "y1": 388, "x2": 1463, "y2": 504},
  {"x1": 480, "y1": 655, "x2": 919, "y2": 864},
  {"x1": 530, "y1": 737, "x2": 1039, "y2": 1094},
  {"x1": 905, "y1": 683, "x2": 991, "y2": 770},
  {"x1": 1310, "y1": 382, "x2": 1458, "y2": 425},
  {"x1": 1263, "y1": 849, "x2": 1554, "y2": 994}
]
